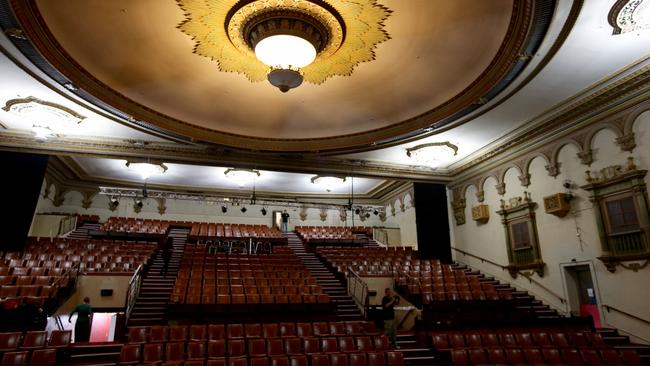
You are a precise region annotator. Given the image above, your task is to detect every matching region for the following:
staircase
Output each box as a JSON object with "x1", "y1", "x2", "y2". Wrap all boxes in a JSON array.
[
  {"x1": 363, "y1": 236, "x2": 381, "y2": 248},
  {"x1": 127, "y1": 227, "x2": 187, "y2": 326},
  {"x1": 396, "y1": 332, "x2": 443, "y2": 366},
  {"x1": 283, "y1": 232, "x2": 363, "y2": 320},
  {"x1": 65, "y1": 222, "x2": 100, "y2": 240},
  {"x1": 598, "y1": 328, "x2": 650, "y2": 365}
]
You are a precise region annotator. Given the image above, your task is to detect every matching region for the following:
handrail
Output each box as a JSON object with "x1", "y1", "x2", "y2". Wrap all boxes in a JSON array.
[
  {"x1": 347, "y1": 269, "x2": 369, "y2": 317},
  {"x1": 603, "y1": 304, "x2": 650, "y2": 326},
  {"x1": 125, "y1": 264, "x2": 144, "y2": 323},
  {"x1": 451, "y1": 246, "x2": 567, "y2": 305}
]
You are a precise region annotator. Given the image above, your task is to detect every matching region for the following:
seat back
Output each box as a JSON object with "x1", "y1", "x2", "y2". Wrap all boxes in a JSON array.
[
  {"x1": 248, "y1": 338, "x2": 267, "y2": 357},
  {"x1": 29, "y1": 348, "x2": 57, "y2": 366},
  {"x1": 290, "y1": 355, "x2": 308, "y2": 366},
  {"x1": 311, "y1": 354, "x2": 331, "y2": 366},
  {"x1": 48, "y1": 330, "x2": 71, "y2": 348},
  {"x1": 21, "y1": 331, "x2": 47, "y2": 349},
  {"x1": 209, "y1": 324, "x2": 226, "y2": 340},
  {"x1": 128, "y1": 327, "x2": 147, "y2": 343},
  {"x1": 228, "y1": 339, "x2": 246, "y2": 357},
  {"x1": 168, "y1": 326, "x2": 188, "y2": 341},
  {"x1": 331, "y1": 353, "x2": 349, "y2": 366},
  {"x1": 321, "y1": 337, "x2": 338, "y2": 353},
  {"x1": 148, "y1": 326, "x2": 167, "y2": 342},
  {"x1": 227, "y1": 324, "x2": 245, "y2": 338},
  {"x1": 208, "y1": 339, "x2": 226, "y2": 358},
  {"x1": 187, "y1": 341, "x2": 206, "y2": 360},
  {"x1": 450, "y1": 350, "x2": 468, "y2": 366},
  {"x1": 190, "y1": 325, "x2": 207, "y2": 341},
  {"x1": 119, "y1": 344, "x2": 141, "y2": 364},
  {"x1": 1, "y1": 351, "x2": 28, "y2": 366},
  {"x1": 142, "y1": 343, "x2": 163, "y2": 363},
  {"x1": 366, "y1": 352, "x2": 385, "y2": 366},
  {"x1": 386, "y1": 352, "x2": 404, "y2": 366},
  {"x1": 165, "y1": 342, "x2": 185, "y2": 362}
]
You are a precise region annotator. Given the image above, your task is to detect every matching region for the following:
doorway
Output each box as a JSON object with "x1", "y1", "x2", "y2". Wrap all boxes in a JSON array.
[
  {"x1": 272, "y1": 211, "x2": 282, "y2": 231},
  {"x1": 563, "y1": 264, "x2": 601, "y2": 327}
]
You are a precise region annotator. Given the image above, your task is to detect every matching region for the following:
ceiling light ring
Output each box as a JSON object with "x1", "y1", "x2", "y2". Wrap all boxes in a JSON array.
[
  {"x1": 2, "y1": 96, "x2": 86, "y2": 122},
  {"x1": 406, "y1": 142, "x2": 459, "y2": 158},
  {"x1": 242, "y1": 9, "x2": 331, "y2": 53},
  {"x1": 225, "y1": 1, "x2": 345, "y2": 63}
]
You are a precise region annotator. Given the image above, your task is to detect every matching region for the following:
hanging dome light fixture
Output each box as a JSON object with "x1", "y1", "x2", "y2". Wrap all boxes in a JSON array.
[{"x1": 243, "y1": 9, "x2": 331, "y2": 92}]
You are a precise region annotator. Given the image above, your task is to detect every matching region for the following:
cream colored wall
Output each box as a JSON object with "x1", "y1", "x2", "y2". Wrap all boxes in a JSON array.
[
  {"x1": 58, "y1": 275, "x2": 131, "y2": 314},
  {"x1": 29, "y1": 214, "x2": 67, "y2": 238},
  {"x1": 451, "y1": 111, "x2": 650, "y2": 343},
  {"x1": 383, "y1": 195, "x2": 418, "y2": 248},
  {"x1": 34, "y1": 193, "x2": 387, "y2": 229}
]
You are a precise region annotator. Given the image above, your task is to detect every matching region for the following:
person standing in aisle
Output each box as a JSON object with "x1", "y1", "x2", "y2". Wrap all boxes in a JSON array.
[
  {"x1": 281, "y1": 210, "x2": 290, "y2": 233},
  {"x1": 382, "y1": 288, "x2": 399, "y2": 348},
  {"x1": 160, "y1": 236, "x2": 173, "y2": 277},
  {"x1": 69, "y1": 296, "x2": 93, "y2": 342}
]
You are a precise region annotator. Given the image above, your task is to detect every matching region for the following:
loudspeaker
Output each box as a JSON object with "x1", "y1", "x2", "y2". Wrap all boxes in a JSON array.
[{"x1": 100, "y1": 289, "x2": 113, "y2": 297}]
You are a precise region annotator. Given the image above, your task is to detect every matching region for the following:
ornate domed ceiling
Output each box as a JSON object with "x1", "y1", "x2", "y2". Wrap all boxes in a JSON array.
[{"x1": 10, "y1": 0, "x2": 543, "y2": 152}]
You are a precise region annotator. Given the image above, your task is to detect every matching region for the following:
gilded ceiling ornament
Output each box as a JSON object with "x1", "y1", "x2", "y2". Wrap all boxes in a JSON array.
[
  {"x1": 176, "y1": 0, "x2": 391, "y2": 84},
  {"x1": 608, "y1": 0, "x2": 650, "y2": 34}
]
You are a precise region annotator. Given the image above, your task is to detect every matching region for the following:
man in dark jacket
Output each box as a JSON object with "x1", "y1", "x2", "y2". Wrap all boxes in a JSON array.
[{"x1": 382, "y1": 288, "x2": 399, "y2": 348}]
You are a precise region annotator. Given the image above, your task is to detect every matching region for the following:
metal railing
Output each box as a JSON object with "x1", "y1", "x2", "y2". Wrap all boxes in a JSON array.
[
  {"x1": 451, "y1": 247, "x2": 567, "y2": 305},
  {"x1": 58, "y1": 215, "x2": 78, "y2": 237},
  {"x1": 603, "y1": 304, "x2": 650, "y2": 326},
  {"x1": 347, "y1": 269, "x2": 369, "y2": 318},
  {"x1": 125, "y1": 264, "x2": 143, "y2": 323}
]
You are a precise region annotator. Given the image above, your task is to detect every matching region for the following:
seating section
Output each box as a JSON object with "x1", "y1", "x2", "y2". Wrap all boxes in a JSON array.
[
  {"x1": 98, "y1": 217, "x2": 284, "y2": 243},
  {"x1": 0, "y1": 330, "x2": 70, "y2": 366},
  {"x1": 189, "y1": 223, "x2": 282, "y2": 242},
  {"x1": 433, "y1": 328, "x2": 645, "y2": 366},
  {"x1": 172, "y1": 246, "x2": 329, "y2": 306},
  {"x1": 295, "y1": 227, "x2": 371, "y2": 246},
  {"x1": 123, "y1": 322, "x2": 402, "y2": 366},
  {"x1": 100, "y1": 217, "x2": 171, "y2": 235},
  {"x1": 17, "y1": 237, "x2": 155, "y2": 274},
  {"x1": 316, "y1": 247, "x2": 513, "y2": 303}
]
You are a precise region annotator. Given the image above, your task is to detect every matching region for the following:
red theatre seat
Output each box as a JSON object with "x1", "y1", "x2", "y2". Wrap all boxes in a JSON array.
[
  {"x1": 0, "y1": 333, "x2": 21, "y2": 352},
  {"x1": 119, "y1": 344, "x2": 141, "y2": 366},
  {"x1": 1, "y1": 351, "x2": 28, "y2": 366},
  {"x1": 48, "y1": 330, "x2": 71, "y2": 348},
  {"x1": 20, "y1": 331, "x2": 47, "y2": 350},
  {"x1": 386, "y1": 352, "x2": 404, "y2": 366},
  {"x1": 29, "y1": 348, "x2": 57, "y2": 366}
]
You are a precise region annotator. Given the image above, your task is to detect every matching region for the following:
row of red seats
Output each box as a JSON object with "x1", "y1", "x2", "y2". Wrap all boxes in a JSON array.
[
  {"x1": 119, "y1": 345, "x2": 403, "y2": 366},
  {"x1": 431, "y1": 330, "x2": 609, "y2": 351},
  {"x1": 172, "y1": 293, "x2": 331, "y2": 305},
  {"x1": 174, "y1": 285, "x2": 325, "y2": 295},
  {"x1": 0, "y1": 349, "x2": 57, "y2": 366},
  {"x1": 101, "y1": 217, "x2": 170, "y2": 234},
  {"x1": 125, "y1": 336, "x2": 394, "y2": 357},
  {"x1": 451, "y1": 347, "x2": 643, "y2": 366},
  {"x1": 178, "y1": 272, "x2": 315, "y2": 280},
  {"x1": 127, "y1": 322, "x2": 381, "y2": 343},
  {"x1": 190, "y1": 223, "x2": 282, "y2": 240},
  {"x1": 0, "y1": 275, "x2": 60, "y2": 286},
  {"x1": 421, "y1": 290, "x2": 513, "y2": 303},
  {"x1": 178, "y1": 279, "x2": 320, "y2": 287},
  {"x1": 0, "y1": 285, "x2": 59, "y2": 304},
  {"x1": 0, "y1": 330, "x2": 71, "y2": 352}
]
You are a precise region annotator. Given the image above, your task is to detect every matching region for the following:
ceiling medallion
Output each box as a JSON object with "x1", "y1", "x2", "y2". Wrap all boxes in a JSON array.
[
  {"x1": 2, "y1": 96, "x2": 85, "y2": 140},
  {"x1": 406, "y1": 142, "x2": 459, "y2": 168},
  {"x1": 609, "y1": 0, "x2": 650, "y2": 34},
  {"x1": 177, "y1": 0, "x2": 391, "y2": 91}
]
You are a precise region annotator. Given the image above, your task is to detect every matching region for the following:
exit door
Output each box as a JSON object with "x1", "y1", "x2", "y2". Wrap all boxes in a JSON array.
[{"x1": 564, "y1": 264, "x2": 601, "y2": 327}]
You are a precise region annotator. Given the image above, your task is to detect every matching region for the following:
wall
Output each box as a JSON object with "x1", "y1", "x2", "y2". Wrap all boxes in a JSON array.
[
  {"x1": 58, "y1": 274, "x2": 131, "y2": 313},
  {"x1": 449, "y1": 110, "x2": 650, "y2": 343},
  {"x1": 34, "y1": 190, "x2": 388, "y2": 229},
  {"x1": 29, "y1": 214, "x2": 68, "y2": 238},
  {"x1": 383, "y1": 194, "x2": 418, "y2": 248}
]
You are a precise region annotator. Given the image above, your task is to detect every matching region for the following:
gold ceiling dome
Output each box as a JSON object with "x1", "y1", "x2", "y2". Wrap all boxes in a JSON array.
[{"x1": 177, "y1": 0, "x2": 391, "y2": 91}]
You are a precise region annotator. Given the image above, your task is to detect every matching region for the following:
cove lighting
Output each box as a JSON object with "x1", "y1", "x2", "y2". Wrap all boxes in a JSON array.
[
  {"x1": 311, "y1": 176, "x2": 347, "y2": 192},
  {"x1": 224, "y1": 168, "x2": 260, "y2": 187},
  {"x1": 406, "y1": 142, "x2": 459, "y2": 168},
  {"x1": 125, "y1": 161, "x2": 168, "y2": 180}
]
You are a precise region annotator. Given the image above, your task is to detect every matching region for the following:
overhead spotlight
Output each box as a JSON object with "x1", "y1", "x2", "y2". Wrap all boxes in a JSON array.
[
  {"x1": 135, "y1": 199, "x2": 143, "y2": 209},
  {"x1": 261, "y1": 208, "x2": 267, "y2": 216},
  {"x1": 365, "y1": 213, "x2": 370, "y2": 218},
  {"x1": 221, "y1": 205, "x2": 228, "y2": 213},
  {"x1": 373, "y1": 210, "x2": 379, "y2": 215},
  {"x1": 355, "y1": 208, "x2": 360, "y2": 215},
  {"x1": 241, "y1": 207, "x2": 247, "y2": 213}
]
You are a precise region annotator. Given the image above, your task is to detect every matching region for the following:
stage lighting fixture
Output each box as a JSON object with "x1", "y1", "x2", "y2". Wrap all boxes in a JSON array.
[
  {"x1": 261, "y1": 208, "x2": 267, "y2": 216},
  {"x1": 355, "y1": 208, "x2": 360, "y2": 215},
  {"x1": 241, "y1": 207, "x2": 247, "y2": 213},
  {"x1": 221, "y1": 205, "x2": 228, "y2": 213},
  {"x1": 373, "y1": 210, "x2": 379, "y2": 215}
]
